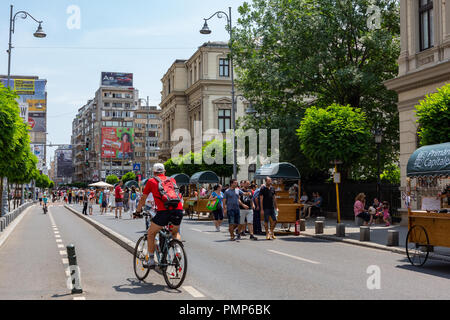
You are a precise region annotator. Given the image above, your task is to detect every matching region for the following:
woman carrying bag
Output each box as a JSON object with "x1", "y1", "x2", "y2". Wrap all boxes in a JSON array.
[{"x1": 208, "y1": 185, "x2": 224, "y2": 232}]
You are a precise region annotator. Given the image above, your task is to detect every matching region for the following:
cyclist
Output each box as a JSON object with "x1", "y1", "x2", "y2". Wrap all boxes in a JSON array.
[
  {"x1": 135, "y1": 163, "x2": 183, "y2": 269},
  {"x1": 43, "y1": 192, "x2": 48, "y2": 213}
]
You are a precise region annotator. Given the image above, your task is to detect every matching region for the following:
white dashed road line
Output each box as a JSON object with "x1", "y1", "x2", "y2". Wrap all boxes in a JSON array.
[
  {"x1": 182, "y1": 286, "x2": 205, "y2": 298},
  {"x1": 48, "y1": 208, "x2": 87, "y2": 300},
  {"x1": 268, "y1": 250, "x2": 321, "y2": 265}
]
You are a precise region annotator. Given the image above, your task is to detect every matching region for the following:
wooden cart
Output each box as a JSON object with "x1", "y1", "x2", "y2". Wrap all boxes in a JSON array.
[
  {"x1": 254, "y1": 163, "x2": 303, "y2": 231},
  {"x1": 405, "y1": 142, "x2": 450, "y2": 266},
  {"x1": 187, "y1": 171, "x2": 220, "y2": 220}
]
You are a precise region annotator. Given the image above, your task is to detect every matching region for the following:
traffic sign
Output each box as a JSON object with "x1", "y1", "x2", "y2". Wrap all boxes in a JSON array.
[{"x1": 133, "y1": 163, "x2": 141, "y2": 172}]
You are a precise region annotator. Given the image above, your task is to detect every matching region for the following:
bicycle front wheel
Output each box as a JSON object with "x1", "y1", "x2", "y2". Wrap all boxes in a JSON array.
[
  {"x1": 163, "y1": 240, "x2": 187, "y2": 289},
  {"x1": 134, "y1": 235, "x2": 150, "y2": 281}
]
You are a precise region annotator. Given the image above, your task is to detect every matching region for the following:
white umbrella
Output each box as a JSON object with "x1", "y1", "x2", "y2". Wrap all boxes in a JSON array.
[{"x1": 89, "y1": 181, "x2": 113, "y2": 188}]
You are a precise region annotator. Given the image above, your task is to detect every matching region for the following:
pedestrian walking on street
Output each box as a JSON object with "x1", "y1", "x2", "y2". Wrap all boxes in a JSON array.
[
  {"x1": 108, "y1": 186, "x2": 115, "y2": 212},
  {"x1": 123, "y1": 187, "x2": 130, "y2": 212},
  {"x1": 209, "y1": 184, "x2": 224, "y2": 232},
  {"x1": 239, "y1": 180, "x2": 257, "y2": 240},
  {"x1": 252, "y1": 184, "x2": 264, "y2": 235},
  {"x1": 115, "y1": 181, "x2": 124, "y2": 219},
  {"x1": 223, "y1": 179, "x2": 245, "y2": 241},
  {"x1": 89, "y1": 190, "x2": 95, "y2": 215},
  {"x1": 82, "y1": 190, "x2": 88, "y2": 215},
  {"x1": 260, "y1": 177, "x2": 279, "y2": 240},
  {"x1": 129, "y1": 186, "x2": 137, "y2": 218}
]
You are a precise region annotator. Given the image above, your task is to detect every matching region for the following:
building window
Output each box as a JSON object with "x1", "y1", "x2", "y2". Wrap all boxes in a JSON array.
[
  {"x1": 219, "y1": 58, "x2": 230, "y2": 77},
  {"x1": 419, "y1": 0, "x2": 434, "y2": 51},
  {"x1": 168, "y1": 78, "x2": 171, "y2": 94},
  {"x1": 218, "y1": 109, "x2": 231, "y2": 133}
]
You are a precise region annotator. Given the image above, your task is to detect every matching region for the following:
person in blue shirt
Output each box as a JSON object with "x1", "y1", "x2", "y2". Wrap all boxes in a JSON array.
[
  {"x1": 305, "y1": 192, "x2": 323, "y2": 219},
  {"x1": 209, "y1": 184, "x2": 224, "y2": 232}
]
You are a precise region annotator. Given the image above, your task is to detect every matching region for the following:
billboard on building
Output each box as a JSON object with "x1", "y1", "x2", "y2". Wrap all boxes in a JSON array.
[
  {"x1": 56, "y1": 149, "x2": 73, "y2": 178},
  {"x1": 28, "y1": 112, "x2": 46, "y2": 132},
  {"x1": 101, "y1": 72, "x2": 133, "y2": 87},
  {"x1": 19, "y1": 102, "x2": 29, "y2": 123},
  {"x1": 31, "y1": 144, "x2": 45, "y2": 169},
  {"x1": 101, "y1": 127, "x2": 134, "y2": 160},
  {"x1": 14, "y1": 79, "x2": 35, "y2": 95}
]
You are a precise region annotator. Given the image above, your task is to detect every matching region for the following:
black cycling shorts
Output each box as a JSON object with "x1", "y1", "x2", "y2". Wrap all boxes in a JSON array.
[{"x1": 152, "y1": 210, "x2": 184, "y2": 227}]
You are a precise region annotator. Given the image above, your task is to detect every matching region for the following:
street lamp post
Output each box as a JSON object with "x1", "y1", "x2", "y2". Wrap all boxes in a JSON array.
[
  {"x1": 138, "y1": 97, "x2": 151, "y2": 179},
  {"x1": 2, "y1": 5, "x2": 46, "y2": 217},
  {"x1": 200, "y1": 7, "x2": 237, "y2": 180},
  {"x1": 374, "y1": 129, "x2": 383, "y2": 201}
]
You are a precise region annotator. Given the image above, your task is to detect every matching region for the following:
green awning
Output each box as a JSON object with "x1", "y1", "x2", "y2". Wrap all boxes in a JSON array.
[
  {"x1": 124, "y1": 180, "x2": 139, "y2": 188},
  {"x1": 189, "y1": 171, "x2": 220, "y2": 184},
  {"x1": 254, "y1": 162, "x2": 301, "y2": 180},
  {"x1": 170, "y1": 174, "x2": 190, "y2": 185},
  {"x1": 407, "y1": 142, "x2": 450, "y2": 177}
]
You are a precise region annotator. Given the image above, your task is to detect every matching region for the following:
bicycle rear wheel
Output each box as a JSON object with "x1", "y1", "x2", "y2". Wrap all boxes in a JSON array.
[
  {"x1": 134, "y1": 235, "x2": 150, "y2": 281},
  {"x1": 163, "y1": 239, "x2": 187, "y2": 289}
]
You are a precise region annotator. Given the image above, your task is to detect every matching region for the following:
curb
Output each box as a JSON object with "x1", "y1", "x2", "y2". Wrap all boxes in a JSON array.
[
  {"x1": 300, "y1": 230, "x2": 450, "y2": 263},
  {"x1": 64, "y1": 205, "x2": 136, "y2": 254}
]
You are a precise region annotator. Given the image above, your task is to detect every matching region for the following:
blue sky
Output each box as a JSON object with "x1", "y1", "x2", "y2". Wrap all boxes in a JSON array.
[{"x1": 1, "y1": 0, "x2": 246, "y2": 166}]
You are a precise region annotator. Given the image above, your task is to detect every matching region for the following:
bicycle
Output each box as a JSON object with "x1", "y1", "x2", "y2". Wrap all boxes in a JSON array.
[
  {"x1": 133, "y1": 210, "x2": 187, "y2": 289},
  {"x1": 43, "y1": 203, "x2": 48, "y2": 214}
]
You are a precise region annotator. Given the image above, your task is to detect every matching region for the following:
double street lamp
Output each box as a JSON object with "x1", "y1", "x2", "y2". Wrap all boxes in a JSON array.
[
  {"x1": 2, "y1": 5, "x2": 46, "y2": 216},
  {"x1": 7, "y1": 5, "x2": 46, "y2": 86},
  {"x1": 200, "y1": 7, "x2": 238, "y2": 180}
]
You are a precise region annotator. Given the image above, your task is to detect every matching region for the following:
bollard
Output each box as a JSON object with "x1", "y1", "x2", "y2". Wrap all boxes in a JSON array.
[
  {"x1": 300, "y1": 219, "x2": 306, "y2": 232},
  {"x1": 315, "y1": 221, "x2": 324, "y2": 234},
  {"x1": 67, "y1": 245, "x2": 83, "y2": 294},
  {"x1": 0, "y1": 218, "x2": 4, "y2": 232},
  {"x1": 360, "y1": 226, "x2": 370, "y2": 241},
  {"x1": 387, "y1": 230, "x2": 399, "y2": 247},
  {"x1": 336, "y1": 223, "x2": 346, "y2": 237},
  {"x1": 316, "y1": 216, "x2": 326, "y2": 222}
]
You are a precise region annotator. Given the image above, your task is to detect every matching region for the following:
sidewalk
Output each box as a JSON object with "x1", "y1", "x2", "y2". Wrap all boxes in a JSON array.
[{"x1": 296, "y1": 218, "x2": 450, "y2": 259}]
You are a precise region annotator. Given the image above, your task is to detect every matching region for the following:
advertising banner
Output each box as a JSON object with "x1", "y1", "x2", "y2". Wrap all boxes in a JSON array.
[
  {"x1": 56, "y1": 149, "x2": 73, "y2": 178},
  {"x1": 28, "y1": 112, "x2": 46, "y2": 132},
  {"x1": 101, "y1": 127, "x2": 134, "y2": 160},
  {"x1": 27, "y1": 99, "x2": 47, "y2": 112},
  {"x1": 18, "y1": 102, "x2": 29, "y2": 123},
  {"x1": 31, "y1": 144, "x2": 45, "y2": 161},
  {"x1": 101, "y1": 72, "x2": 133, "y2": 87},
  {"x1": 14, "y1": 79, "x2": 35, "y2": 95}
]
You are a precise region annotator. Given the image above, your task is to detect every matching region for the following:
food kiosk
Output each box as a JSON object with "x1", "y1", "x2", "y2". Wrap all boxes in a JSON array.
[
  {"x1": 188, "y1": 171, "x2": 220, "y2": 220},
  {"x1": 405, "y1": 142, "x2": 450, "y2": 266}
]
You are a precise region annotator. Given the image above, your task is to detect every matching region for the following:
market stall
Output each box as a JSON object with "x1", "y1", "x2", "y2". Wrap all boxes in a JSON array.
[
  {"x1": 254, "y1": 163, "x2": 303, "y2": 225},
  {"x1": 405, "y1": 142, "x2": 450, "y2": 266},
  {"x1": 188, "y1": 171, "x2": 220, "y2": 220}
]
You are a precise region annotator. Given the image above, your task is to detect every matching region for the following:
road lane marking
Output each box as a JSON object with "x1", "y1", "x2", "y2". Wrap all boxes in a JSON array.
[
  {"x1": 56, "y1": 239, "x2": 63, "y2": 243},
  {"x1": 183, "y1": 286, "x2": 205, "y2": 298},
  {"x1": 191, "y1": 228, "x2": 203, "y2": 233},
  {"x1": 58, "y1": 244, "x2": 65, "y2": 249},
  {"x1": 73, "y1": 297, "x2": 86, "y2": 300},
  {"x1": 60, "y1": 250, "x2": 67, "y2": 256},
  {"x1": 268, "y1": 250, "x2": 321, "y2": 265},
  {"x1": 62, "y1": 258, "x2": 69, "y2": 264},
  {"x1": 55, "y1": 235, "x2": 61, "y2": 238}
]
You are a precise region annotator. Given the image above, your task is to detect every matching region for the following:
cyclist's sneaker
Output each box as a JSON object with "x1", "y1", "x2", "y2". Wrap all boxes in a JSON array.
[{"x1": 143, "y1": 256, "x2": 156, "y2": 269}]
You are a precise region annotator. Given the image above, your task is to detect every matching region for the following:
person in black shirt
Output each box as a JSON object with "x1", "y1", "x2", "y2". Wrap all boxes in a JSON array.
[
  {"x1": 239, "y1": 181, "x2": 258, "y2": 241},
  {"x1": 260, "y1": 177, "x2": 279, "y2": 240}
]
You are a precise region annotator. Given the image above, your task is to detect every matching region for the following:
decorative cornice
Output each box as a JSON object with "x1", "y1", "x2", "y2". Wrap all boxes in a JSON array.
[{"x1": 384, "y1": 59, "x2": 450, "y2": 93}]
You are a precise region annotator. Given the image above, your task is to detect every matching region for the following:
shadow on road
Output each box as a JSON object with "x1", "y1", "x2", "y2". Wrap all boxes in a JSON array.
[
  {"x1": 112, "y1": 278, "x2": 181, "y2": 295},
  {"x1": 395, "y1": 259, "x2": 450, "y2": 280},
  {"x1": 279, "y1": 237, "x2": 331, "y2": 243}
]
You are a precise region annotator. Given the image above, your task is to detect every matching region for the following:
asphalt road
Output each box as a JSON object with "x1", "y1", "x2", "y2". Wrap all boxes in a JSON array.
[
  {"x1": 1, "y1": 203, "x2": 450, "y2": 300},
  {"x1": 68, "y1": 203, "x2": 450, "y2": 300}
]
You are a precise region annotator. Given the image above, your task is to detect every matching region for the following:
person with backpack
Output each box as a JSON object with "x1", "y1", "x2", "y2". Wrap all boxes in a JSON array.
[
  {"x1": 129, "y1": 186, "x2": 138, "y2": 218},
  {"x1": 135, "y1": 163, "x2": 184, "y2": 269}
]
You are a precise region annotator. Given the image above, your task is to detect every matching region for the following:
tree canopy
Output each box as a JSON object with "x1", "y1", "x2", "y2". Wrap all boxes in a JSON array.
[
  {"x1": 233, "y1": 0, "x2": 400, "y2": 181},
  {"x1": 297, "y1": 104, "x2": 371, "y2": 174},
  {"x1": 416, "y1": 83, "x2": 450, "y2": 147}
]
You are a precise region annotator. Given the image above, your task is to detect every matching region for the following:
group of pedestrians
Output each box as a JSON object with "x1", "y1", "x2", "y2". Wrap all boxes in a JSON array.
[
  {"x1": 209, "y1": 177, "x2": 280, "y2": 241},
  {"x1": 354, "y1": 193, "x2": 391, "y2": 227}
]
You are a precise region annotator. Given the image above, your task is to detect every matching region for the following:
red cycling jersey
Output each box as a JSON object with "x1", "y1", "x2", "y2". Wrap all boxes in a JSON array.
[{"x1": 143, "y1": 174, "x2": 183, "y2": 212}]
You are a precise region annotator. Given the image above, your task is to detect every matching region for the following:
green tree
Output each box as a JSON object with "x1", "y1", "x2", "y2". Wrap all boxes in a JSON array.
[
  {"x1": 297, "y1": 104, "x2": 371, "y2": 177},
  {"x1": 380, "y1": 163, "x2": 400, "y2": 184},
  {"x1": 233, "y1": 0, "x2": 400, "y2": 181},
  {"x1": 122, "y1": 172, "x2": 136, "y2": 184},
  {"x1": 106, "y1": 175, "x2": 120, "y2": 185},
  {"x1": 416, "y1": 83, "x2": 450, "y2": 146}
]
